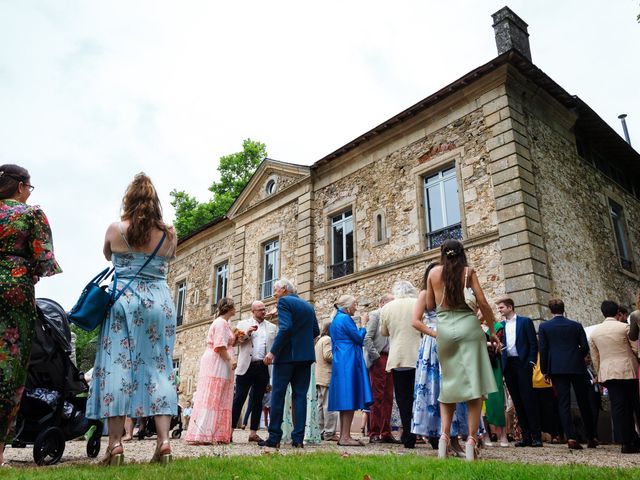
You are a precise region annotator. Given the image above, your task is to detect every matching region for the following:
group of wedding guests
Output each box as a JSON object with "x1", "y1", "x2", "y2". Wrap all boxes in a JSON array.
[{"x1": 3, "y1": 162, "x2": 639, "y2": 468}]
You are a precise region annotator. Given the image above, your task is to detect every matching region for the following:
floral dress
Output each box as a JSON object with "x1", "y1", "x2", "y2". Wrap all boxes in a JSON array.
[
  {"x1": 0, "y1": 199, "x2": 61, "y2": 443},
  {"x1": 281, "y1": 367, "x2": 321, "y2": 444},
  {"x1": 86, "y1": 251, "x2": 178, "y2": 420}
]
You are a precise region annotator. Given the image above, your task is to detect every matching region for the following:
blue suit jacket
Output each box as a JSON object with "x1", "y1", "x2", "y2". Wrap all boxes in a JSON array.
[
  {"x1": 270, "y1": 294, "x2": 320, "y2": 364},
  {"x1": 501, "y1": 315, "x2": 538, "y2": 369},
  {"x1": 538, "y1": 315, "x2": 589, "y2": 376}
]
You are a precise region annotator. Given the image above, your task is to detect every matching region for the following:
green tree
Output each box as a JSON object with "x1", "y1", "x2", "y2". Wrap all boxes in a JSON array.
[{"x1": 171, "y1": 139, "x2": 267, "y2": 238}]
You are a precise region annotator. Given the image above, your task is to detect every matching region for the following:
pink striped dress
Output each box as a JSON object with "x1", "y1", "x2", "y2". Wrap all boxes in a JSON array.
[{"x1": 185, "y1": 317, "x2": 235, "y2": 444}]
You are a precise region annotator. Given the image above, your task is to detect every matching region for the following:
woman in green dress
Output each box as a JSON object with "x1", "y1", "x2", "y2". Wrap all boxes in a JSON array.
[
  {"x1": 483, "y1": 319, "x2": 507, "y2": 446},
  {"x1": 421, "y1": 239, "x2": 498, "y2": 461},
  {"x1": 0, "y1": 164, "x2": 61, "y2": 467}
]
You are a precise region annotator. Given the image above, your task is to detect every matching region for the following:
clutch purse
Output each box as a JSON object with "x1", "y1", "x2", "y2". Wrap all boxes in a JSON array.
[
  {"x1": 463, "y1": 267, "x2": 478, "y2": 312},
  {"x1": 68, "y1": 267, "x2": 116, "y2": 332}
]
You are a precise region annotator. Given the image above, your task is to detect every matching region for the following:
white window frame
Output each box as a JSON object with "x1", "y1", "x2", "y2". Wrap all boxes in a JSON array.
[
  {"x1": 330, "y1": 210, "x2": 354, "y2": 279},
  {"x1": 608, "y1": 198, "x2": 635, "y2": 272},
  {"x1": 261, "y1": 239, "x2": 280, "y2": 299},
  {"x1": 214, "y1": 261, "x2": 229, "y2": 304},
  {"x1": 423, "y1": 166, "x2": 462, "y2": 249},
  {"x1": 175, "y1": 280, "x2": 186, "y2": 326}
]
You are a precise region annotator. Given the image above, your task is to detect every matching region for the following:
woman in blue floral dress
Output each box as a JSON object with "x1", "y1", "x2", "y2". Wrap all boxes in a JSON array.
[
  {"x1": 0, "y1": 164, "x2": 61, "y2": 467},
  {"x1": 87, "y1": 173, "x2": 178, "y2": 465}
]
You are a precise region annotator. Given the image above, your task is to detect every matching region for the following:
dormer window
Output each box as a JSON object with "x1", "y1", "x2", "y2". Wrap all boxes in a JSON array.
[{"x1": 265, "y1": 179, "x2": 277, "y2": 195}]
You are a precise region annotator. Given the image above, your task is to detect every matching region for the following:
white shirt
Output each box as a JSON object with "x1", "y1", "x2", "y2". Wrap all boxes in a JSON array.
[
  {"x1": 249, "y1": 318, "x2": 268, "y2": 361},
  {"x1": 505, "y1": 315, "x2": 518, "y2": 357}
]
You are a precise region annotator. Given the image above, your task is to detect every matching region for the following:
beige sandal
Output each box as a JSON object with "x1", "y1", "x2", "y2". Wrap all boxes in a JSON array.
[
  {"x1": 101, "y1": 443, "x2": 124, "y2": 466},
  {"x1": 151, "y1": 440, "x2": 172, "y2": 464},
  {"x1": 465, "y1": 437, "x2": 479, "y2": 461}
]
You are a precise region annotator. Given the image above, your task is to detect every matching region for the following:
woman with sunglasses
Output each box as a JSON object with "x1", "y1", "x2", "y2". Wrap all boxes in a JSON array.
[{"x1": 0, "y1": 164, "x2": 61, "y2": 467}]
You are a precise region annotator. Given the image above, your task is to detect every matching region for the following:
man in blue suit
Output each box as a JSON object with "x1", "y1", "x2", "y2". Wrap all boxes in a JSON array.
[
  {"x1": 497, "y1": 297, "x2": 542, "y2": 447},
  {"x1": 538, "y1": 299, "x2": 597, "y2": 449},
  {"x1": 259, "y1": 278, "x2": 320, "y2": 448}
]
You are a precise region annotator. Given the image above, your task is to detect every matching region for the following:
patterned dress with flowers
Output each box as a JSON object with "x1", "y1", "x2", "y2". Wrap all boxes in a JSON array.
[
  {"x1": 86, "y1": 251, "x2": 178, "y2": 420},
  {"x1": 0, "y1": 199, "x2": 61, "y2": 443}
]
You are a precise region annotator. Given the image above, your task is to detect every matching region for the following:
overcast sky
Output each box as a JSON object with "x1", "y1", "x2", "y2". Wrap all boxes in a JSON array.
[{"x1": 1, "y1": 1, "x2": 638, "y2": 309}]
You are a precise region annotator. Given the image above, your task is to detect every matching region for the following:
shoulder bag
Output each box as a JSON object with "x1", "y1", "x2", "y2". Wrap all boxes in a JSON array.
[{"x1": 68, "y1": 233, "x2": 166, "y2": 331}]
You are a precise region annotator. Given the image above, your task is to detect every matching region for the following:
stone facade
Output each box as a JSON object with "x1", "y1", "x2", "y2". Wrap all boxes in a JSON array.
[{"x1": 167, "y1": 55, "x2": 640, "y2": 401}]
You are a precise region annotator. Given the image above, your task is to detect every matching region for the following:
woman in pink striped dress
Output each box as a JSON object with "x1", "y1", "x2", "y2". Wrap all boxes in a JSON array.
[{"x1": 185, "y1": 298, "x2": 237, "y2": 444}]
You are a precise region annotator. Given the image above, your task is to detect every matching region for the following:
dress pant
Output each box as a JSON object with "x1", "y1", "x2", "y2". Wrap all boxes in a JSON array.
[
  {"x1": 534, "y1": 387, "x2": 561, "y2": 437},
  {"x1": 392, "y1": 368, "x2": 416, "y2": 447},
  {"x1": 231, "y1": 362, "x2": 270, "y2": 431},
  {"x1": 267, "y1": 362, "x2": 311, "y2": 445},
  {"x1": 603, "y1": 379, "x2": 640, "y2": 445},
  {"x1": 316, "y1": 384, "x2": 338, "y2": 439},
  {"x1": 369, "y1": 354, "x2": 394, "y2": 439},
  {"x1": 550, "y1": 374, "x2": 595, "y2": 441},
  {"x1": 504, "y1": 357, "x2": 541, "y2": 442}
]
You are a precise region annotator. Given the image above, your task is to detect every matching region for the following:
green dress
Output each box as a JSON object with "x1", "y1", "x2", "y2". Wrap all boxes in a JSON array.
[
  {"x1": 0, "y1": 199, "x2": 61, "y2": 443},
  {"x1": 436, "y1": 307, "x2": 497, "y2": 404},
  {"x1": 484, "y1": 322, "x2": 506, "y2": 427}
]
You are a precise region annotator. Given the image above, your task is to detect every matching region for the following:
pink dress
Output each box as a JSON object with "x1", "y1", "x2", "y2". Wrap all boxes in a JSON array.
[{"x1": 185, "y1": 317, "x2": 235, "y2": 444}]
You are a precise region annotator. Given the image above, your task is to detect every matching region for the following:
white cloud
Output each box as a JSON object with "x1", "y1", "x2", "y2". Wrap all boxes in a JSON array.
[{"x1": 0, "y1": 0, "x2": 638, "y2": 308}]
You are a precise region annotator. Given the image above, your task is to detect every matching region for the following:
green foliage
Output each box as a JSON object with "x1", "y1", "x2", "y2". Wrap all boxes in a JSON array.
[
  {"x1": 71, "y1": 325, "x2": 98, "y2": 372},
  {"x1": 170, "y1": 139, "x2": 267, "y2": 238}
]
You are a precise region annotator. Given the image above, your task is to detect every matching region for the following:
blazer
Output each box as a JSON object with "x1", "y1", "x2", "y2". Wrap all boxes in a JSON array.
[
  {"x1": 380, "y1": 298, "x2": 421, "y2": 371},
  {"x1": 363, "y1": 308, "x2": 389, "y2": 369},
  {"x1": 589, "y1": 318, "x2": 639, "y2": 383},
  {"x1": 235, "y1": 317, "x2": 277, "y2": 376},
  {"x1": 270, "y1": 293, "x2": 320, "y2": 364},
  {"x1": 538, "y1": 315, "x2": 589, "y2": 375},
  {"x1": 501, "y1": 314, "x2": 538, "y2": 369},
  {"x1": 314, "y1": 335, "x2": 333, "y2": 387}
]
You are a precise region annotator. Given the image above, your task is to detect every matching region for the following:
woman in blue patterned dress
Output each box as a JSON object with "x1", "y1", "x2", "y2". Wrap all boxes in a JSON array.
[
  {"x1": 0, "y1": 164, "x2": 61, "y2": 467},
  {"x1": 87, "y1": 173, "x2": 178, "y2": 465}
]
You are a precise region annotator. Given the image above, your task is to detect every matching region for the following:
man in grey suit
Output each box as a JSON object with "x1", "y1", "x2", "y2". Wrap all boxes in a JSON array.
[{"x1": 364, "y1": 293, "x2": 398, "y2": 443}]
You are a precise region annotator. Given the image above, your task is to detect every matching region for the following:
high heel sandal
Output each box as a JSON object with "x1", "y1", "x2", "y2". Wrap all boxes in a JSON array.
[
  {"x1": 437, "y1": 433, "x2": 451, "y2": 459},
  {"x1": 465, "y1": 437, "x2": 479, "y2": 462},
  {"x1": 101, "y1": 443, "x2": 124, "y2": 466},
  {"x1": 151, "y1": 440, "x2": 172, "y2": 464}
]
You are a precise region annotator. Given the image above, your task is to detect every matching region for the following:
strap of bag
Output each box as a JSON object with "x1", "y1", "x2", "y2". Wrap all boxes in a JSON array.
[{"x1": 111, "y1": 233, "x2": 166, "y2": 304}]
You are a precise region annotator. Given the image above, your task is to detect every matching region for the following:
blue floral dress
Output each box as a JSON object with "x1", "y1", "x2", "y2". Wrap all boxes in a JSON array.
[
  {"x1": 411, "y1": 309, "x2": 470, "y2": 438},
  {"x1": 87, "y1": 251, "x2": 177, "y2": 419},
  {"x1": 0, "y1": 200, "x2": 61, "y2": 443}
]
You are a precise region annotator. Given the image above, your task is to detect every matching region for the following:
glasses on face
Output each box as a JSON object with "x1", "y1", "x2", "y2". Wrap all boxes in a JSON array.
[{"x1": 22, "y1": 182, "x2": 35, "y2": 192}]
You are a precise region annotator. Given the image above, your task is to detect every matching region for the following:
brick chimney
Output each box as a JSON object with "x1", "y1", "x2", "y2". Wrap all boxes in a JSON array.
[{"x1": 492, "y1": 6, "x2": 532, "y2": 61}]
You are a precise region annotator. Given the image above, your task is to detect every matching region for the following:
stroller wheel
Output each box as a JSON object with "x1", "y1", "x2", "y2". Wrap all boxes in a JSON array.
[
  {"x1": 33, "y1": 427, "x2": 65, "y2": 466},
  {"x1": 86, "y1": 422, "x2": 102, "y2": 458},
  {"x1": 171, "y1": 429, "x2": 182, "y2": 439}
]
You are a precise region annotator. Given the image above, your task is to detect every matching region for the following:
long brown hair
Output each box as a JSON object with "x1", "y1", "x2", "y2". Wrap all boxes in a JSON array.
[
  {"x1": 0, "y1": 164, "x2": 30, "y2": 200},
  {"x1": 421, "y1": 261, "x2": 439, "y2": 290},
  {"x1": 121, "y1": 173, "x2": 170, "y2": 247},
  {"x1": 439, "y1": 239, "x2": 468, "y2": 307}
]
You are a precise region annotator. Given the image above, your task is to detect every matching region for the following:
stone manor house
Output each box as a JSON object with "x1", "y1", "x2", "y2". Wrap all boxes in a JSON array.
[{"x1": 168, "y1": 8, "x2": 640, "y2": 396}]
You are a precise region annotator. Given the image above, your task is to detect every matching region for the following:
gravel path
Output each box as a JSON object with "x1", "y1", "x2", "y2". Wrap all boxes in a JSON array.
[{"x1": 5, "y1": 429, "x2": 640, "y2": 469}]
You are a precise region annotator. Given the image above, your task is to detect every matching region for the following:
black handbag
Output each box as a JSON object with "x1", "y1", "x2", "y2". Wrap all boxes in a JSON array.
[{"x1": 68, "y1": 233, "x2": 166, "y2": 332}]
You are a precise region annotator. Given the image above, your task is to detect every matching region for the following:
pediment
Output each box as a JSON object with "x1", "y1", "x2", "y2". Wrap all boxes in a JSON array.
[{"x1": 227, "y1": 159, "x2": 310, "y2": 217}]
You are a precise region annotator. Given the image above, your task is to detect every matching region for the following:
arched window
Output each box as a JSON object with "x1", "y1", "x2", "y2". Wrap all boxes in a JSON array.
[{"x1": 265, "y1": 179, "x2": 276, "y2": 195}]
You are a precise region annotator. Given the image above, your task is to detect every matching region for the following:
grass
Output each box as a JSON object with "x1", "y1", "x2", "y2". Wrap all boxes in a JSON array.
[{"x1": 1, "y1": 453, "x2": 638, "y2": 480}]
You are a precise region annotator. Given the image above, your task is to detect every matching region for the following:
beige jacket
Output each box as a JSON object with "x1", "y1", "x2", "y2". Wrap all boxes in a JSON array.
[
  {"x1": 380, "y1": 297, "x2": 421, "y2": 371},
  {"x1": 588, "y1": 318, "x2": 638, "y2": 383},
  {"x1": 315, "y1": 335, "x2": 333, "y2": 387}
]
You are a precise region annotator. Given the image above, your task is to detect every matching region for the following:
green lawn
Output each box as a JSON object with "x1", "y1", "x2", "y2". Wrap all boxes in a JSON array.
[{"x1": 2, "y1": 453, "x2": 638, "y2": 479}]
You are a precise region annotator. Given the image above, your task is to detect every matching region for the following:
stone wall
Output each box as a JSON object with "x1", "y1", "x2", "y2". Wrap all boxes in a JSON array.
[
  {"x1": 526, "y1": 108, "x2": 640, "y2": 325},
  {"x1": 313, "y1": 107, "x2": 500, "y2": 286},
  {"x1": 241, "y1": 202, "x2": 299, "y2": 309}
]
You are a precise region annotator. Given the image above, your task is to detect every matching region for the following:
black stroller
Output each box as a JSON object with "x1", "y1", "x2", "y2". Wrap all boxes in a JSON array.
[
  {"x1": 11, "y1": 298, "x2": 103, "y2": 465},
  {"x1": 136, "y1": 405, "x2": 183, "y2": 440}
]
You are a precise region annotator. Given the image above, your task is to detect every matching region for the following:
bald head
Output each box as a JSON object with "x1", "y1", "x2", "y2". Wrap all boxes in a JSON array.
[
  {"x1": 251, "y1": 300, "x2": 267, "y2": 322},
  {"x1": 379, "y1": 294, "x2": 394, "y2": 308}
]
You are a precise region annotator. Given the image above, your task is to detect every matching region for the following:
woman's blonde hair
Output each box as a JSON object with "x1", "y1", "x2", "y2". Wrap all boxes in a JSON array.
[
  {"x1": 121, "y1": 172, "x2": 170, "y2": 247},
  {"x1": 334, "y1": 294, "x2": 356, "y2": 311}
]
